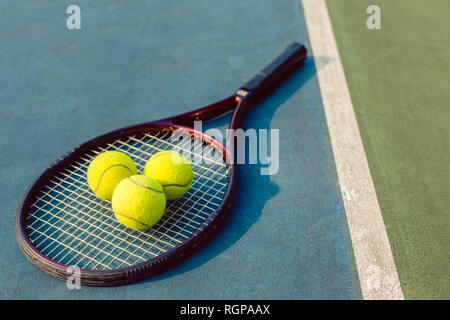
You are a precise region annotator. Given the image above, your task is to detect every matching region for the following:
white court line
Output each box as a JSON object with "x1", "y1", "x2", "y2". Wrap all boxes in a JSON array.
[{"x1": 301, "y1": 0, "x2": 404, "y2": 300}]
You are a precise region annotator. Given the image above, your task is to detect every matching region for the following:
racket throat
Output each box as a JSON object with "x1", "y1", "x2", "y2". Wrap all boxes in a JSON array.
[{"x1": 161, "y1": 96, "x2": 238, "y2": 127}]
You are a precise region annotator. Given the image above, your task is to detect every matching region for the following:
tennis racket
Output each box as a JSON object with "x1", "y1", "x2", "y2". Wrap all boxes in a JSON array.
[{"x1": 15, "y1": 42, "x2": 307, "y2": 286}]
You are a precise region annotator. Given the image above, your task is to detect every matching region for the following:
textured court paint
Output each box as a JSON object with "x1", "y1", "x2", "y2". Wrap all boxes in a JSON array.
[
  {"x1": 302, "y1": 0, "x2": 403, "y2": 300},
  {"x1": 0, "y1": 0, "x2": 360, "y2": 298},
  {"x1": 325, "y1": 0, "x2": 450, "y2": 299}
]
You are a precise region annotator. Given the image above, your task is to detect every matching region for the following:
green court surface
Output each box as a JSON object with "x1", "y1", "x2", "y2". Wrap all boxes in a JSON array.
[{"x1": 326, "y1": 0, "x2": 450, "y2": 299}]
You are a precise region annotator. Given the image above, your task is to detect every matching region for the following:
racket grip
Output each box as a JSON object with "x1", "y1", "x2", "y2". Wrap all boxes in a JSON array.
[{"x1": 240, "y1": 42, "x2": 307, "y2": 98}]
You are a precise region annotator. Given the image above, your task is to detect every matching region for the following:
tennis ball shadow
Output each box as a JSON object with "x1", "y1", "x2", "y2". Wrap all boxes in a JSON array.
[{"x1": 143, "y1": 56, "x2": 324, "y2": 282}]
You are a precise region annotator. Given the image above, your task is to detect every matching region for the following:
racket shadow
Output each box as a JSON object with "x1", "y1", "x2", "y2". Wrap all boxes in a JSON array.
[{"x1": 143, "y1": 56, "x2": 322, "y2": 282}]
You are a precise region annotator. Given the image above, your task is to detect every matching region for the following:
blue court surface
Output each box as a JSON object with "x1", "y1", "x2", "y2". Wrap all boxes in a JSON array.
[{"x1": 0, "y1": 1, "x2": 361, "y2": 299}]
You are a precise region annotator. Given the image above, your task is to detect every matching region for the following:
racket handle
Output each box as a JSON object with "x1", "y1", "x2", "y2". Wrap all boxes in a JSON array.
[{"x1": 240, "y1": 42, "x2": 307, "y2": 99}]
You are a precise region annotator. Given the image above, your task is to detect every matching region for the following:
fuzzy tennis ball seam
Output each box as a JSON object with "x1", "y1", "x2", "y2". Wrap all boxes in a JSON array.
[
  {"x1": 87, "y1": 151, "x2": 138, "y2": 201},
  {"x1": 160, "y1": 177, "x2": 193, "y2": 188},
  {"x1": 114, "y1": 211, "x2": 151, "y2": 229},
  {"x1": 114, "y1": 176, "x2": 165, "y2": 227},
  {"x1": 143, "y1": 151, "x2": 193, "y2": 200},
  {"x1": 112, "y1": 175, "x2": 166, "y2": 230},
  {"x1": 93, "y1": 164, "x2": 135, "y2": 193}
]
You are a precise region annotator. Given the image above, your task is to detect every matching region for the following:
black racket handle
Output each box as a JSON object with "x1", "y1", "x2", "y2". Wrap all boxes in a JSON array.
[{"x1": 240, "y1": 42, "x2": 307, "y2": 99}]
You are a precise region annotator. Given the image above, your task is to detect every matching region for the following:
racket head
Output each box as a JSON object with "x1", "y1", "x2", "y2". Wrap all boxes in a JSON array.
[{"x1": 15, "y1": 97, "x2": 239, "y2": 286}]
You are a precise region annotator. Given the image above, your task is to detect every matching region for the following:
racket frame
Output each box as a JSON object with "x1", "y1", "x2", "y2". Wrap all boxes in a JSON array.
[{"x1": 15, "y1": 43, "x2": 307, "y2": 286}]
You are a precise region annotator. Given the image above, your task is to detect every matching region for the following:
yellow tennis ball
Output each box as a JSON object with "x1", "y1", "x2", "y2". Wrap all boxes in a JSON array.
[
  {"x1": 112, "y1": 175, "x2": 166, "y2": 230},
  {"x1": 143, "y1": 150, "x2": 193, "y2": 200},
  {"x1": 87, "y1": 151, "x2": 138, "y2": 200}
]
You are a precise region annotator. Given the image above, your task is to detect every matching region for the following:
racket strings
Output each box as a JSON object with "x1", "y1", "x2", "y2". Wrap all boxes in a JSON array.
[{"x1": 26, "y1": 130, "x2": 229, "y2": 271}]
